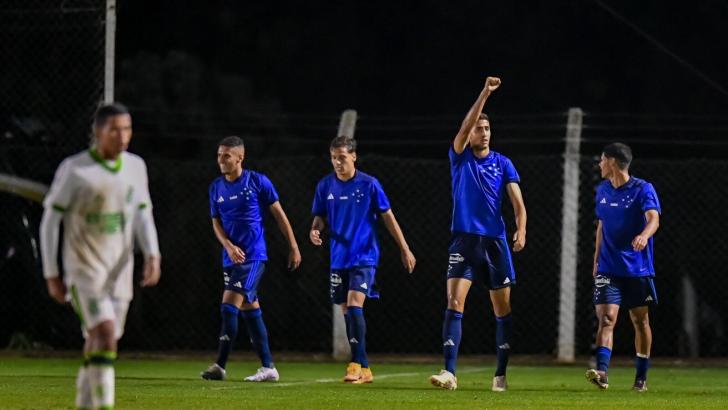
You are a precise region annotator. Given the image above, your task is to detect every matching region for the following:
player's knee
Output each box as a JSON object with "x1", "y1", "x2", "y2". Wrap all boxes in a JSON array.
[
  {"x1": 447, "y1": 297, "x2": 464, "y2": 312},
  {"x1": 631, "y1": 315, "x2": 650, "y2": 330},
  {"x1": 599, "y1": 314, "x2": 616, "y2": 329}
]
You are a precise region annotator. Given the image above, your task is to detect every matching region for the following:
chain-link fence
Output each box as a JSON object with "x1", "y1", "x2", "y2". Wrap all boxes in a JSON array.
[
  {"x1": 0, "y1": 0, "x2": 107, "y2": 349},
  {"x1": 2, "y1": 2, "x2": 727, "y2": 359}
]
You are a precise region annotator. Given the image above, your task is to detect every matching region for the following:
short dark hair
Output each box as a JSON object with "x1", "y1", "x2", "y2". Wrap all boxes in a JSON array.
[
  {"x1": 330, "y1": 135, "x2": 356, "y2": 153},
  {"x1": 478, "y1": 113, "x2": 489, "y2": 121},
  {"x1": 219, "y1": 136, "x2": 245, "y2": 148},
  {"x1": 602, "y1": 142, "x2": 632, "y2": 169},
  {"x1": 93, "y1": 103, "x2": 129, "y2": 128}
]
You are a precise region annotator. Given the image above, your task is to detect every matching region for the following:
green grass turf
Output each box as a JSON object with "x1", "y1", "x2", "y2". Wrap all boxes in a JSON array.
[{"x1": 1, "y1": 357, "x2": 726, "y2": 409}]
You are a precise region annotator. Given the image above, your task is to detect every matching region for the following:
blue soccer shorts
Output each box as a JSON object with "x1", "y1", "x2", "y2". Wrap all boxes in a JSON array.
[
  {"x1": 223, "y1": 261, "x2": 266, "y2": 303},
  {"x1": 593, "y1": 274, "x2": 658, "y2": 308},
  {"x1": 330, "y1": 266, "x2": 379, "y2": 304},
  {"x1": 446, "y1": 232, "x2": 516, "y2": 289}
]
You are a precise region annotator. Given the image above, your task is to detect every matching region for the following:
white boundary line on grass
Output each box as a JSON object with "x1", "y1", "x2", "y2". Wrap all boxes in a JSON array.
[{"x1": 209, "y1": 367, "x2": 487, "y2": 389}]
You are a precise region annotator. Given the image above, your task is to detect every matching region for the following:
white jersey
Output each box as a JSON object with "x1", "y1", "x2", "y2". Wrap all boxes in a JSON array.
[{"x1": 43, "y1": 149, "x2": 154, "y2": 300}]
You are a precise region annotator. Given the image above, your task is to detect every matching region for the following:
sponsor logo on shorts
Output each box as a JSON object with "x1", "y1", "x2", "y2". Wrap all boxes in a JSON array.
[
  {"x1": 594, "y1": 275, "x2": 611, "y2": 287},
  {"x1": 448, "y1": 253, "x2": 465, "y2": 264},
  {"x1": 503, "y1": 277, "x2": 511, "y2": 285},
  {"x1": 360, "y1": 282, "x2": 368, "y2": 290},
  {"x1": 233, "y1": 281, "x2": 242, "y2": 288},
  {"x1": 645, "y1": 295, "x2": 653, "y2": 302},
  {"x1": 330, "y1": 273, "x2": 342, "y2": 286}
]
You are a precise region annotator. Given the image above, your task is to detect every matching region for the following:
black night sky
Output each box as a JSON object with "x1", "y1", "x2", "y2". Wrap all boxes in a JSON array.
[{"x1": 116, "y1": 0, "x2": 728, "y2": 117}]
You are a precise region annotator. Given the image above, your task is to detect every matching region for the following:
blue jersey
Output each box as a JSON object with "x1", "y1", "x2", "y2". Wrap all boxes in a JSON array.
[
  {"x1": 312, "y1": 171, "x2": 391, "y2": 269},
  {"x1": 596, "y1": 177, "x2": 661, "y2": 278},
  {"x1": 449, "y1": 147, "x2": 520, "y2": 238},
  {"x1": 209, "y1": 170, "x2": 279, "y2": 266}
]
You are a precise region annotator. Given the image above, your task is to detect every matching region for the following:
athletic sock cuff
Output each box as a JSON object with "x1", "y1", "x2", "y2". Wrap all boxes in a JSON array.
[
  {"x1": 347, "y1": 306, "x2": 364, "y2": 316},
  {"x1": 241, "y1": 308, "x2": 262, "y2": 318},
  {"x1": 221, "y1": 303, "x2": 240, "y2": 314}
]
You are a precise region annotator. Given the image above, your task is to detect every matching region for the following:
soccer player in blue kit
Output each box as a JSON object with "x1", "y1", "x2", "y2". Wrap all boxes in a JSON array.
[
  {"x1": 201, "y1": 136, "x2": 301, "y2": 382},
  {"x1": 430, "y1": 77, "x2": 527, "y2": 392},
  {"x1": 586, "y1": 143, "x2": 661, "y2": 392},
  {"x1": 310, "y1": 135, "x2": 416, "y2": 384}
]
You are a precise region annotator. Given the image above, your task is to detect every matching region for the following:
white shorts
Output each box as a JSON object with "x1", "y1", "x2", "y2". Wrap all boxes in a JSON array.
[{"x1": 68, "y1": 285, "x2": 130, "y2": 339}]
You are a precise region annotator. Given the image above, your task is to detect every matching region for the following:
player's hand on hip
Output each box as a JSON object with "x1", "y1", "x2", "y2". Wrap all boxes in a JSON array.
[
  {"x1": 485, "y1": 76, "x2": 501, "y2": 92},
  {"x1": 592, "y1": 262, "x2": 598, "y2": 278},
  {"x1": 401, "y1": 248, "x2": 416, "y2": 274},
  {"x1": 632, "y1": 235, "x2": 648, "y2": 251},
  {"x1": 309, "y1": 229, "x2": 323, "y2": 246},
  {"x1": 46, "y1": 277, "x2": 66, "y2": 304},
  {"x1": 226, "y1": 245, "x2": 246, "y2": 264},
  {"x1": 512, "y1": 230, "x2": 526, "y2": 252},
  {"x1": 140, "y1": 255, "x2": 161, "y2": 287},
  {"x1": 288, "y1": 247, "x2": 302, "y2": 271}
]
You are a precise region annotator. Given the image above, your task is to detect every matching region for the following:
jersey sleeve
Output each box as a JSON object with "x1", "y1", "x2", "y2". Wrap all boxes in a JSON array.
[
  {"x1": 595, "y1": 187, "x2": 604, "y2": 220},
  {"x1": 503, "y1": 158, "x2": 521, "y2": 184},
  {"x1": 209, "y1": 182, "x2": 220, "y2": 218},
  {"x1": 258, "y1": 174, "x2": 280, "y2": 206},
  {"x1": 43, "y1": 158, "x2": 76, "y2": 212},
  {"x1": 136, "y1": 158, "x2": 152, "y2": 210},
  {"x1": 312, "y1": 180, "x2": 327, "y2": 217},
  {"x1": 371, "y1": 178, "x2": 391, "y2": 213},
  {"x1": 640, "y1": 183, "x2": 661, "y2": 214},
  {"x1": 448, "y1": 145, "x2": 466, "y2": 166}
]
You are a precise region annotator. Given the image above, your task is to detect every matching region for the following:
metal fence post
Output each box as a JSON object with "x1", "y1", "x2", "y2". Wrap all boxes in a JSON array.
[{"x1": 557, "y1": 107, "x2": 583, "y2": 363}]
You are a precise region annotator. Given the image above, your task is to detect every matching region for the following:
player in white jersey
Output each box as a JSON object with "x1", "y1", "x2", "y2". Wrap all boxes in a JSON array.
[{"x1": 40, "y1": 103, "x2": 161, "y2": 410}]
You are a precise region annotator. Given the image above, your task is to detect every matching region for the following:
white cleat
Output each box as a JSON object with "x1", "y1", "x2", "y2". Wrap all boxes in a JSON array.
[
  {"x1": 430, "y1": 370, "x2": 458, "y2": 391},
  {"x1": 244, "y1": 367, "x2": 279, "y2": 382},
  {"x1": 492, "y1": 375, "x2": 507, "y2": 392}
]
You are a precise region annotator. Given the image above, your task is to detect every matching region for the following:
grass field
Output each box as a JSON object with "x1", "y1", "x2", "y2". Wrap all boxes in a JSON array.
[{"x1": 1, "y1": 357, "x2": 727, "y2": 409}]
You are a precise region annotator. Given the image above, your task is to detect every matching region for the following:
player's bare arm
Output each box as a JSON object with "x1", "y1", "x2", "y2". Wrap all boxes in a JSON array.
[
  {"x1": 380, "y1": 210, "x2": 416, "y2": 273},
  {"x1": 309, "y1": 216, "x2": 326, "y2": 246},
  {"x1": 140, "y1": 255, "x2": 162, "y2": 287},
  {"x1": 269, "y1": 201, "x2": 302, "y2": 270},
  {"x1": 211, "y1": 217, "x2": 245, "y2": 264},
  {"x1": 506, "y1": 182, "x2": 527, "y2": 252},
  {"x1": 593, "y1": 220, "x2": 603, "y2": 277},
  {"x1": 453, "y1": 76, "x2": 501, "y2": 154},
  {"x1": 632, "y1": 210, "x2": 660, "y2": 252}
]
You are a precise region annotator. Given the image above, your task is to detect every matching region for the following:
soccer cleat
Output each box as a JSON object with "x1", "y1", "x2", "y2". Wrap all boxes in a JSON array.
[
  {"x1": 200, "y1": 363, "x2": 226, "y2": 381},
  {"x1": 429, "y1": 370, "x2": 458, "y2": 391},
  {"x1": 633, "y1": 378, "x2": 648, "y2": 392},
  {"x1": 352, "y1": 367, "x2": 373, "y2": 384},
  {"x1": 243, "y1": 367, "x2": 279, "y2": 382},
  {"x1": 492, "y1": 375, "x2": 507, "y2": 392},
  {"x1": 585, "y1": 369, "x2": 609, "y2": 389},
  {"x1": 343, "y1": 362, "x2": 362, "y2": 383}
]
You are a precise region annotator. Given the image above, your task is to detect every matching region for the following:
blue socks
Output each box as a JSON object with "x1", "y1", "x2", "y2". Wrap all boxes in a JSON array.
[
  {"x1": 215, "y1": 303, "x2": 239, "y2": 369},
  {"x1": 344, "y1": 313, "x2": 356, "y2": 363},
  {"x1": 241, "y1": 308, "x2": 274, "y2": 368},
  {"x1": 495, "y1": 313, "x2": 512, "y2": 377},
  {"x1": 635, "y1": 353, "x2": 650, "y2": 380},
  {"x1": 442, "y1": 309, "x2": 463, "y2": 374},
  {"x1": 347, "y1": 306, "x2": 369, "y2": 368},
  {"x1": 596, "y1": 346, "x2": 612, "y2": 372}
]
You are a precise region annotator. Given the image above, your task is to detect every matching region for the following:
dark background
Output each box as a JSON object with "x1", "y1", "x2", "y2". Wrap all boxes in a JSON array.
[{"x1": 1, "y1": 0, "x2": 727, "y2": 357}]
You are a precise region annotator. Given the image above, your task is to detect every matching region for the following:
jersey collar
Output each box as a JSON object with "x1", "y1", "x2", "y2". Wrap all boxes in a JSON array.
[{"x1": 89, "y1": 149, "x2": 122, "y2": 173}]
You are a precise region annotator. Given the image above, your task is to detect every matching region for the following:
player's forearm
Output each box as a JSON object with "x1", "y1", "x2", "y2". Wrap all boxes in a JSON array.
[
  {"x1": 272, "y1": 208, "x2": 299, "y2": 250},
  {"x1": 640, "y1": 213, "x2": 660, "y2": 239},
  {"x1": 211, "y1": 218, "x2": 235, "y2": 248},
  {"x1": 593, "y1": 223, "x2": 602, "y2": 263},
  {"x1": 39, "y1": 208, "x2": 62, "y2": 279},
  {"x1": 311, "y1": 216, "x2": 326, "y2": 231},
  {"x1": 381, "y1": 211, "x2": 411, "y2": 252},
  {"x1": 135, "y1": 207, "x2": 161, "y2": 257},
  {"x1": 514, "y1": 206, "x2": 527, "y2": 235},
  {"x1": 455, "y1": 87, "x2": 492, "y2": 150}
]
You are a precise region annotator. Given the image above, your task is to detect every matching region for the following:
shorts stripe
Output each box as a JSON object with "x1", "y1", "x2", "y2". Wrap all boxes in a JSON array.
[
  {"x1": 245, "y1": 261, "x2": 259, "y2": 289},
  {"x1": 70, "y1": 285, "x2": 86, "y2": 328}
]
